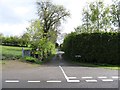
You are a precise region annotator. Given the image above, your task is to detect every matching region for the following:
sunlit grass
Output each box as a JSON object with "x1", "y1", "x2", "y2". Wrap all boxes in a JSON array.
[{"x1": 1, "y1": 45, "x2": 30, "y2": 60}]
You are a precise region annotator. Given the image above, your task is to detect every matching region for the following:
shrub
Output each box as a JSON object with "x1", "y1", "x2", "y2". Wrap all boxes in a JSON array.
[
  {"x1": 24, "y1": 56, "x2": 37, "y2": 63},
  {"x1": 63, "y1": 32, "x2": 119, "y2": 65}
]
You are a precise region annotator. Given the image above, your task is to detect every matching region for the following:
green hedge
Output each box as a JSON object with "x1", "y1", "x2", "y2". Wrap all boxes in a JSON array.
[{"x1": 63, "y1": 32, "x2": 119, "y2": 65}]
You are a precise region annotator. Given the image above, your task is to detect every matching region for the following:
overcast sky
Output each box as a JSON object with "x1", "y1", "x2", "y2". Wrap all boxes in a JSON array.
[{"x1": 0, "y1": 0, "x2": 112, "y2": 36}]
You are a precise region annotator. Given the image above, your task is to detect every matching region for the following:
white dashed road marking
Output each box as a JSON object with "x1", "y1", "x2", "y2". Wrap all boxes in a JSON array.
[
  {"x1": 82, "y1": 77, "x2": 93, "y2": 79},
  {"x1": 102, "y1": 79, "x2": 113, "y2": 82},
  {"x1": 98, "y1": 76, "x2": 107, "y2": 79},
  {"x1": 112, "y1": 76, "x2": 119, "y2": 79},
  {"x1": 86, "y1": 80, "x2": 97, "y2": 82},
  {"x1": 68, "y1": 77, "x2": 77, "y2": 79},
  {"x1": 5, "y1": 80, "x2": 19, "y2": 83},
  {"x1": 46, "y1": 81, "x2": 61, "y2": 83},
  {"x1": 67, "y1": 80, "x2": 80, "y2": 83},
  {"x1": 28, "y1": 81, "x2": 40, "y2": 83}
]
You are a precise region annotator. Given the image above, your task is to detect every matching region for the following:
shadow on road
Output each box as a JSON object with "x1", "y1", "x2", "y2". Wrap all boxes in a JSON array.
[{"x1": 43, "y1": 51, "x2": 79, "y2": 67}]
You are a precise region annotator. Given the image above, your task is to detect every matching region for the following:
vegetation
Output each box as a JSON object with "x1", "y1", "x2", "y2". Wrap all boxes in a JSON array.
[
  {"x1": 25, "y1": 0, "x2": 70, "y2": 61},
  {"x1": 1, "y1": 0, "x2": 119, "y2": 67},
  {"x1": 0, "y1": 33, "x2": 30, "y2": 47},
  {"x1": 75, "y1": 0, "x2": 120, "y2": 33},
  {"x1": 1, "y1": 45, "x2": 30, "y2": 60},
  {"x1": 70, "y1": 60, "x2": 120, "y2": 70},
  {"x1": 36, "y1": 0, "x2": 70, "y2": 38},
  {"x1": 63, "y1": 32, "x2": 119, "y2": 65},
  {"x1": 62, "y1": 0, "x2": 120, "y2": 65},
  {"x1": 1, "y1": 0, "x2": 70, "y2": 64}
]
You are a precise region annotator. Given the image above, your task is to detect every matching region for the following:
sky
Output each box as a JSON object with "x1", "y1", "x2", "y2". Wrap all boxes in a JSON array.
[{"x1": 0, "y1": 0, "x2": 112, "y2": 36}]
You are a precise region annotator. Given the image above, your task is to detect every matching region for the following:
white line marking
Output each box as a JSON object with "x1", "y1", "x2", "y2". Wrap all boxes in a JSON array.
[
  {"x1": 5, "y1": 80, "x2": 19, "y2": 83},
  {"x1": 28, "y1": 81, "x2": 40, "y2": 83},
  {"x1": 67, "y1": 80, "x2": 80, "y2": 82},
  {"x1": 82, "y1": 77, "x2": 93, "y2": 79},
  {"x1": 102, "y1": 79, "x2": 113, "y2": 82},
  {"x1": 68, "y1": 77, "x2": 77, "y2": 79},
  {"x1": 59, "y1": 66, "x2": 80, "y2": 82},
  {"x1": 46, "y1": 81, "x2": 61, "y2": 82},
  {"x1": 59, "y1": 66, "x2": 68, "y2": 79},
  {"x1": 98, "y1": 76, "x2": 107, "y2": 79},
  {"x1": 86, "y1": 80, "x2": 97, "y2": 82},
  {"x1": 112, "y1": 76, "x2": 119, "y2": 79}
]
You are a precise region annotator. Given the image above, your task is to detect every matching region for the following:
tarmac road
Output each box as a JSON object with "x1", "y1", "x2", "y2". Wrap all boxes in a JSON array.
[{"x1": 1, "y1": 51, "x2": 120, "y2": 89}]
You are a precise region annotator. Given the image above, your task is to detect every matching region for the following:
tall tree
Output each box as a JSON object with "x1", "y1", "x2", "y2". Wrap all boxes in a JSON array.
[
  {"x1": 36, "y1": 0, "x2": 70, "y2": 38},
  {"x1": 110, "y1": 0, "x2": 120, "y2": 32},
  {"x1": 89, "y1": 1, "x2": 105, "y2": 32},
  {"x1": 82, "y1": 5, "x2": 91, "y2": 33},
  {"x1": 78, "y1": 0, "x2": 112, "y2": 33}
]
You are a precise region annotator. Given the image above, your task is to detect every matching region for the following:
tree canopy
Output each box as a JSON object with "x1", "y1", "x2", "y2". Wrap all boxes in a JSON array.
[
  {"x1": 36, "y1": 0, "x2": 70, "y2": 37},
  {"x1": 75, "y1": 0, "x2": 120, "y2": 34}
]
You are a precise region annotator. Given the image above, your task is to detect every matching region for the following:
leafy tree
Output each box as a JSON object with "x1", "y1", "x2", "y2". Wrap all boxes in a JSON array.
[
  {"x1": 110, "y1": 0, "x2": 120, "y2": 31},
  {"x1": 88, "y1": 1, "x2": 110, "y2": 32},
  {"x1": 75, "y1": 25, "x2": 88, "y2": 34},
  {"x1": 76, "y1": 0, "x2": 112, "y2": 34},
  {"x1": 82, "y1": 6, "x2": 91, "y2": 33},
  {"x1": 21, "y1": 32, "x2": 30, "y2": 47},
  {"x1": 36, "y1": 0, "x2": 70, "y2": 37},
  {"x1": 27, "y1": 20, "x2": 56, "y2": 60},
  {"x1": 26, "y1": 0, "x2": 70, "y2": 61},
  {"x1": 48, "y1": 29, "x2": 57, "y2": 43},
  {"x1": 27, "y1": 20, "x2": 43, "y2": 49}
]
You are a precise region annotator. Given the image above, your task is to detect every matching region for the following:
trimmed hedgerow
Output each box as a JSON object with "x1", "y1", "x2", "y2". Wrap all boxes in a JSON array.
[{"x1": 63, "y1": 32, "x2": 119, "y2": 65}]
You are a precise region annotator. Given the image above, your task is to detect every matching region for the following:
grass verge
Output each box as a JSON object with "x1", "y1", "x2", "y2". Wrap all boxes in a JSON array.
[
  {"x1": 63, "y1": 55, "x2": 120, "y2": 70},
  {"x1": 71, "y1": 61, "x2": 120, "y2": 70}
]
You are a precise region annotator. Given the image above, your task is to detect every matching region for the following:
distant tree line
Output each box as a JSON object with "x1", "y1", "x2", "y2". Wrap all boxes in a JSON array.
[{"x1": 0, "y1": 33, "x2": 30, "y2": 47}]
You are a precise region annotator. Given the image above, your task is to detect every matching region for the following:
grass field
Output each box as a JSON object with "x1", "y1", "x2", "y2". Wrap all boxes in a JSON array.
[{"x1": 0, "y1": 45, "x2": 30, "y2": 60}]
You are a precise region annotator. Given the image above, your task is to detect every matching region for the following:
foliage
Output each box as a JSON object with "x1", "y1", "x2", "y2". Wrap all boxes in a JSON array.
[
  {"x1": 75, "y1": 0, "x2": 119, "y2": 34},
  {"x1": 110, "y1": 0, "x2": 120, "y2": 30},
  {"x1": 24, "y1": 56, "x2": 37, "y2": 63},
  {"x1": 36, "y1": 0, "x2": 70, "y2": 37},
  {"x1": 1, "y1": 34, "x2": 30, "y2": 47},
  {"x1": 27, "y1": 20, "x2": 56, "y2": 61},
  {"x1": 63, "y1": 32, "x2": 119, "y2": 65}
]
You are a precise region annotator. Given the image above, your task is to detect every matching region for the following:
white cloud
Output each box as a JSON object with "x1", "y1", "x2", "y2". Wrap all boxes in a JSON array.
[
  {"x1": 0, "y1": 0, "x2": 37, "y2": 36},
  {"x1": 14, "y1": 7, "x2": 30, "y2": 17},
  {"x1": 0, "y1": 23, "x2": 30, "y2": 36}
]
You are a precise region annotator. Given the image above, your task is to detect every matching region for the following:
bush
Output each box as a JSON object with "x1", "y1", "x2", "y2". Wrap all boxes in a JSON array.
[
  {"x1": 63, "y1": 32, "x2": 119, "y2": 65},
  {"x1": 24, "y1": 56, "x2": 37, "y2": 62}
]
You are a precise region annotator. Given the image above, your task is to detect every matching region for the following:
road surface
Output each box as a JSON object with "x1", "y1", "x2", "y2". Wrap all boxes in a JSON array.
[{"x1": 1, "y1": 51, "x2": 120, "y2": 89}]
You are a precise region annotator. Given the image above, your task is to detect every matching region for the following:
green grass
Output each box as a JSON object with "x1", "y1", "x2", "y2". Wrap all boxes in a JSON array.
[
  {"x1": 0, "y1": 45, "x2": 55, "y2": 64},
  {"x1": 0, "y1": 45, "x2": 30, "y2": 60},
  {"x1": 63, "y1": 55, "x2": 119, "y2": 70}
]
